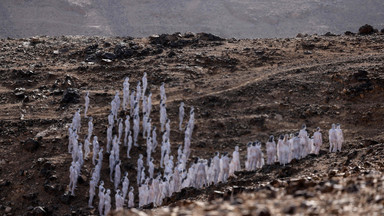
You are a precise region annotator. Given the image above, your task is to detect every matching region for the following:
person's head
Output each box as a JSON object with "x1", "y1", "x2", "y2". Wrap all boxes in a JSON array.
[
  {"x1": 302, "y1": 124, "x2": 306, "y2": 129},
  {"x1": 207, "y1": 158, "x2": 212, "y2": 166},
  {"x1": 269, "y1": 135, "x2": 274, "y2": 142},
  {"x1": 284, "y1": 134, "x2": 289, "y2": 141},
  {"x1": 332, "y1": 123, "x2": 336, "y2": 129},
  {"x1": 235, "y1": 146, "x2": 239, "y2": 151},
  {"x1": 316, "y1": 127, "x2": 320, "y2": 131}
]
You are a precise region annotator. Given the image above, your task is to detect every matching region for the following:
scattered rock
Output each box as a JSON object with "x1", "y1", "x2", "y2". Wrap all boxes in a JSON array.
[
  {"x1": 84, "y1": 44, "x2": 98, "y2": 54},
  {"x1": 61, "y1": 88, "x2": 80, "y2": 105},
  {"x1": 5, "y1": 206, "x2": 12, "y2": 213},
  {"x1": 283, "y1": 205, "x2": 296, "y2": 214},
  {"x1": 257, "y1": 208, "x2": 271, "y2": 216},
  {"x1": 344, "y1": 31, "x2": 355, "y2": 36},
  {"x1": 32, "y1": 206, "x2": 47, "y2": 216},
  {"x1": 60, "y1": 194, "x2": 73, "y2": 204},
  {"x1": 78, "y1": 174, "x2": 87, "y2": 184},
  {"x1": 14, "y1": 88, "x2": 26, "y2": 98},
  {"x1": 197, "y1": 33, "x2": 224, "y2": 41},
  {"x1": 22, "y1": 138, "x2": 40, "y2": 152},
  {"x1": 324, "y1": 32, "x2": 336, "y2": 37},
  {"x1": 23, "y1": 193, "x2": 38, "y2": 200},
  {"x1": 114, "y1": 45, "x2": 134, "y2": 58},
  {"x1": 167, "y1": 51, "x2": 176, "y2": 58},
  {"x1": 101, "y1": 52, "x2": 116, "y2": 60}
]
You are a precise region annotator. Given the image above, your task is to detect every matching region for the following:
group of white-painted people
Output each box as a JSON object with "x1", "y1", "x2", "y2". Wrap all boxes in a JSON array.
[
  {"x1": 246, "y1": 123, "x2": 344, "y2": 170},
  {"x1": 67, "y1": 73, "x2": 344, "y2": 215}
]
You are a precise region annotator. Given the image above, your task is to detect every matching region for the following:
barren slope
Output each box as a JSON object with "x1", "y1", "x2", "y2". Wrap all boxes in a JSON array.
[{"x1": 0, "y1": 33, "x2": 384, "y2": 215}]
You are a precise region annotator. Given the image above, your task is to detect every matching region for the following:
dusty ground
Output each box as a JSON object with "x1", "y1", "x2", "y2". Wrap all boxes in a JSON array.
[{"x1": 0, "y1": 31, "x2": 384, "y2": 215}]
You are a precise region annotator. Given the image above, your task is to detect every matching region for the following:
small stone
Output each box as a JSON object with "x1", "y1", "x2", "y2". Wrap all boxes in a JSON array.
[
  {"x1": 33, "y1": 206, "x2": 46, "y2": 215},
  {"x1": 258, "y1": 208, "x2": 271, "y2": 216},
  {"x1": 60, "y1": 193, "x2": 73, "y2": 204},
  {"x1": 5, "y1": 206, "x2": 12, "y2": 213},
  {"x1": 101, "y1": 52, "x2": 116, "y2": 60},
  {"x1": 22, "y1": 138, "x2": 40, "y2": 152},
  {"x1": 304, "y1": 50, "x2": 312, "y2": 55},
  {"x1": 78, "y1": 174, "x2": 87, "y2": 184},
  {"x1": 61, "y1": 88, "x2": 80, "y2": 105},
  {"x1": 14, "y1": 88, "x2": 26, "y2": 98},
  {"x1": 283, "y1": 205, "x2": 296, "y2": 214}
]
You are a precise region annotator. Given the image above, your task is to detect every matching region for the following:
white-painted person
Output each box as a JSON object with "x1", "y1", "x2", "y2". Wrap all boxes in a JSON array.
[
  {"x1": 115, "y1": 190, "x2": 124, "y2": 210},
  {"x1": 104, "y1": 189, "x2": 111, "y2": 216},
  {"x1": 123, "y1": 77, "x2": 129, "y2": 111},
  {"x1": 137, "y1": 154, "x2": 144, "y2": 185},
  {"x1": 142, "y1": 72, "x2": 147, "y2": 99},
  {"x1": 179, "y1": 102, "x2": 184, "y2": 131},
  {"x1": 87, "y1": 117, "x2": 93, "y2": 140},
  {"x1": 124, "y1": 115, "x2": 130, "y2": 146},
  {"x1": 118, "y1": 118, "x2": 123, "y2": 143},
  {"x1": 127, "y1": 131, "x2": 132, "y2": 158},
  {"x1": 114, "y1": 160, "x2": 121, "y2": 190},
  {"x1": 98, "y1": 182, "x2": 105, "y2": 215},
  {"x1": 329, "y1": 123, "x2": 337, "y2": 152},
  {"x1": 313, "y1": 127, "x2": 323, "y2": 155},
  {"x1": 122, "y1": 172, "x2": 129, "y2": 201},
  {"x1": 128, "y1": 187, "x2": 134, "y2": 208},
  {"x1": 266, "y1": 136, "x2": 277, "y2": 165},
  {"x1": 336, "y1": 123, "x2": 344, "y2": 152}
]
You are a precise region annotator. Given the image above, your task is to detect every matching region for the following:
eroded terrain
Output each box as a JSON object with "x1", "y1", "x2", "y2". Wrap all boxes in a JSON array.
[{"x1": 0, "y1": 32, "x2": 384, "y2": 215}]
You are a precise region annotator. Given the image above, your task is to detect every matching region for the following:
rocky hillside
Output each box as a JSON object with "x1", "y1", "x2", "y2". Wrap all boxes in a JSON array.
[
  {"x1": 1, "y1": 0, "x2": 384, "y2": 38},
  {"x1": 0, "y1": 30, "x2": 384, "y2": 215}
]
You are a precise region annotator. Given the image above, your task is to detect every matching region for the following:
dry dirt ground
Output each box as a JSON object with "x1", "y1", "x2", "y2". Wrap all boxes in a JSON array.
[{"x1": 0, "y1": 31, "x2": 384, "y2": 215}]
